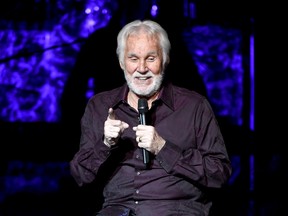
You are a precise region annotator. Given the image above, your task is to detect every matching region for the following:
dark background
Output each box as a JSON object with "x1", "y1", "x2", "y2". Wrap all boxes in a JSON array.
[{"x1": 1, "y1": 0, "x2": 285, "y2": 215}]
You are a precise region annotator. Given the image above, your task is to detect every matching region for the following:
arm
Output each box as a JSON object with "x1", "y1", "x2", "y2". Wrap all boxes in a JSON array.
[
  {"x1": 69, "y1": 99, "x2": 128, "y2": 187},
  {"x1": 156, "y1": 98, "x2": 232, "y2": 188},
  {"x1": 69, "y1": 99, "x2": 110, "y2": 186}
]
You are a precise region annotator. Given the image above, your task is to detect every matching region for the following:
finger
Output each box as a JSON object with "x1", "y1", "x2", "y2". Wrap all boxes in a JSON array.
[
  {"x1": 121, "y1": 122, "x2": 129, "y2": 129},
  {"x1": 107, "y1": 108, "x2": 116, "y2": 120},
  {"x1": 136, "y1": 136, "x2": 141, "y2": 143},
  {"x1": 120, "y1": 122, "x2": 129, "y2": 132}
]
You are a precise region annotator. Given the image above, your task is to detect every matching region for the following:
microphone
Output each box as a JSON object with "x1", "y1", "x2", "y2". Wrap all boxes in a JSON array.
[{"x1": 138, "y1": 98, "x2": 150, "y2": 165}]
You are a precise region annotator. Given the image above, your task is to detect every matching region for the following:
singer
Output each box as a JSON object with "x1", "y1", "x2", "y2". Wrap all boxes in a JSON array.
[{"x1": 70, "y1": 20, "x2": 232, "y2": 216}]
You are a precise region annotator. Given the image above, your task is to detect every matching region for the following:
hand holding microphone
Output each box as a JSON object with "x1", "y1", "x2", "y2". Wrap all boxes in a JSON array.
[{"x1": 134, "y1": 98, "x2": 166, "y2": 165}]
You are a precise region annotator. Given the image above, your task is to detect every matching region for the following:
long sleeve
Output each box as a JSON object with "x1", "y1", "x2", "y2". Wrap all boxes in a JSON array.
[
  {"x1": 69, "y1": 97, "x2": 111, "y2": 186},
  {"x1": 155, "y1": 96, "x2": 232, "y2": 189}
]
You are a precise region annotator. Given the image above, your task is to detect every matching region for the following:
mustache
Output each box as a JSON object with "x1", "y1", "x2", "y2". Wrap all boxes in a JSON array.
[{"x1": 132, "y1": 71, "x2": 154, "y2": 78}]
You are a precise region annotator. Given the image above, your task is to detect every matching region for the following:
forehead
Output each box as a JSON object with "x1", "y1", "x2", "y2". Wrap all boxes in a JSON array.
[{"x1": 126, "y1": 32, "x2": 159, "y2": 47}]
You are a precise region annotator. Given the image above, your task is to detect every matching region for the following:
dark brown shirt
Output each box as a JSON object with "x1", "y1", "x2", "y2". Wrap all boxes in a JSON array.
[{"x1": 70, "y1": 82, "x2": 232, "y2": 216}]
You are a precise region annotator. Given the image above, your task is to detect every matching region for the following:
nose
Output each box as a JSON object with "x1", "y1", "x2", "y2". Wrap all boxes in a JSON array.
[{"x1": 137, "y1": 60, "x2": 148, "y2": 73}]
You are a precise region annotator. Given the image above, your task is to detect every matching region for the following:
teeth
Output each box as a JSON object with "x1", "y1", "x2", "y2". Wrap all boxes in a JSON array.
[{"x1": 139, "y1": 77, "x2": 147, "y2": 80}]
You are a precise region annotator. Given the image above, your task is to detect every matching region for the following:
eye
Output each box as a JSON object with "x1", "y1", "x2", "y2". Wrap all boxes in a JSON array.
[
  {"x1": 129, "y1": 56, "x2": 138, "y2": 62},
  {"x1": 147, "y1": 56, "x2": 156, "y2": 62}
]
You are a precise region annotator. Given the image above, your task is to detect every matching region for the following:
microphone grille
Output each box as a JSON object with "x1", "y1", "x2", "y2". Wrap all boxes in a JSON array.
[{"x1": 138, "y1": 98, "x2": 148, "y2": 113}]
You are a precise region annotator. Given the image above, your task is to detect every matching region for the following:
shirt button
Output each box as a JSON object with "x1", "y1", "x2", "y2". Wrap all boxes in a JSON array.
[
  {"x1": 136, "y1": 154, "x2": 140, "y2": 159},
  {"x1": 136, "y1": 189, "x2": 139, "y2": 194},
  {"x1": 135, "y1": 201, "x2": 139, "y2": 204},
  {"x1": 137, "y1": 171, "x2": 141, "y2": 175}
]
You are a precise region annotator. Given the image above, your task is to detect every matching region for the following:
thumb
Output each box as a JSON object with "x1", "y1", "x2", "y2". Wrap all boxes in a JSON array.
[
  {"x1": 122, "y1": 122, "x2": 129, "y2": 129},
  {"x1": 107, "y1": 108, "x2": 116, "y2": 120}
]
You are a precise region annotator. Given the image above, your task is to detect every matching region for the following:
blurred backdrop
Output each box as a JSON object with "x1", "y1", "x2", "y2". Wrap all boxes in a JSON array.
[{"x1": 0, "y1": 0, "x2": 283, "y2": 216}]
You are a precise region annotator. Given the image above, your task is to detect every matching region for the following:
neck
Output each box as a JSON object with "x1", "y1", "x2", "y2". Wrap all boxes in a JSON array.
[{"x1": 127, "y1": 91, "x2": 159, "y2": 110}]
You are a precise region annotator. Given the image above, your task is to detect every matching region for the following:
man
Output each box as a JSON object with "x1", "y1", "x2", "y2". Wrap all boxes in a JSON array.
[{"x1": 70, "y1": 20, "x2": 232, "y2": 216}]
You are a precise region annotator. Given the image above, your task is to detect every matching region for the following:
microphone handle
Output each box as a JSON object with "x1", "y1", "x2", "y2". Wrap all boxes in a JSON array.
[
  {"x1": 143, "y1": 148, "x2": 150, "y2": 164},
  {"x1": 139, "y1": 113, "x2": 150, "y2": 165}
]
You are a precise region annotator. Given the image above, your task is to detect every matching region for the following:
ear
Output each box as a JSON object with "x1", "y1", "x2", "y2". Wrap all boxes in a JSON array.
[{"x1": 119, "y1": 61, "x2": 125, "y2": 70}]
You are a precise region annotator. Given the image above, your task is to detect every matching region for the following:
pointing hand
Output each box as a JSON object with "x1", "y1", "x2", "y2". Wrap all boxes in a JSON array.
[{"x1": 104, "y1": 108, "x2": 129, "y2": 147}]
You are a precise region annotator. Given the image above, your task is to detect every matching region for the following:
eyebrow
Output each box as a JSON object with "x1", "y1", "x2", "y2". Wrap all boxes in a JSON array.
[{"x1": 127, "y1": 51, "x2": 158, "y2": 57}]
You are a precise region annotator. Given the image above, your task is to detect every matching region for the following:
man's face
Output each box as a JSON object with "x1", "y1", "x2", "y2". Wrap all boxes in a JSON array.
[{"x1": 121, "y1": 32, "x2": 164, "y2": 97}]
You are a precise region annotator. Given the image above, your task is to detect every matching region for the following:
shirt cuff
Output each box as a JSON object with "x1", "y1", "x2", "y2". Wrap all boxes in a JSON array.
[{"x1": 155, "y1": 140, "x2": 182, "y2": 173}]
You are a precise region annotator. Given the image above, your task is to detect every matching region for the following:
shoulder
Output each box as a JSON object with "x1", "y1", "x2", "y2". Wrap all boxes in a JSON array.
[
  {"x1": 170, "y1": 84, "x2": 206, "y2": 103},
  {"x1": 87, "y1": 85, "x2": 126, "y2": 107},
  {"x1": 173, "y1": 84, "x2": 204, "y2": 98},
  {"x1": 168, "y1": 84, "x2": 213, "y2": 112}
]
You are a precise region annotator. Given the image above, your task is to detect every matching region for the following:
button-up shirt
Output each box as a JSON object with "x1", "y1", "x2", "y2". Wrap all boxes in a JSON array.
[{"x1": 70, "y1": 82, "x2": 232, "y2": 216}]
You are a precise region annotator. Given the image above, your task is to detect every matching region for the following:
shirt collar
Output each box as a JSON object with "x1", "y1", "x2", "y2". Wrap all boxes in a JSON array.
[
  {"x1": 157, "y1": 81, "x2": 174, "y2": 111},
  {"x1": 110, "y1": 84, "x2": 129, "y2": 109},
  {"x1": 110, "y1": 81, "x2": 175, "y2": 111}
]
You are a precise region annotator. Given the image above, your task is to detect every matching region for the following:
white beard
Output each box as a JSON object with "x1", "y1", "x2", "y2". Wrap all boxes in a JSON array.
[{"x1": 124, "y1": 70, "x2": 164, "y2": 98}]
